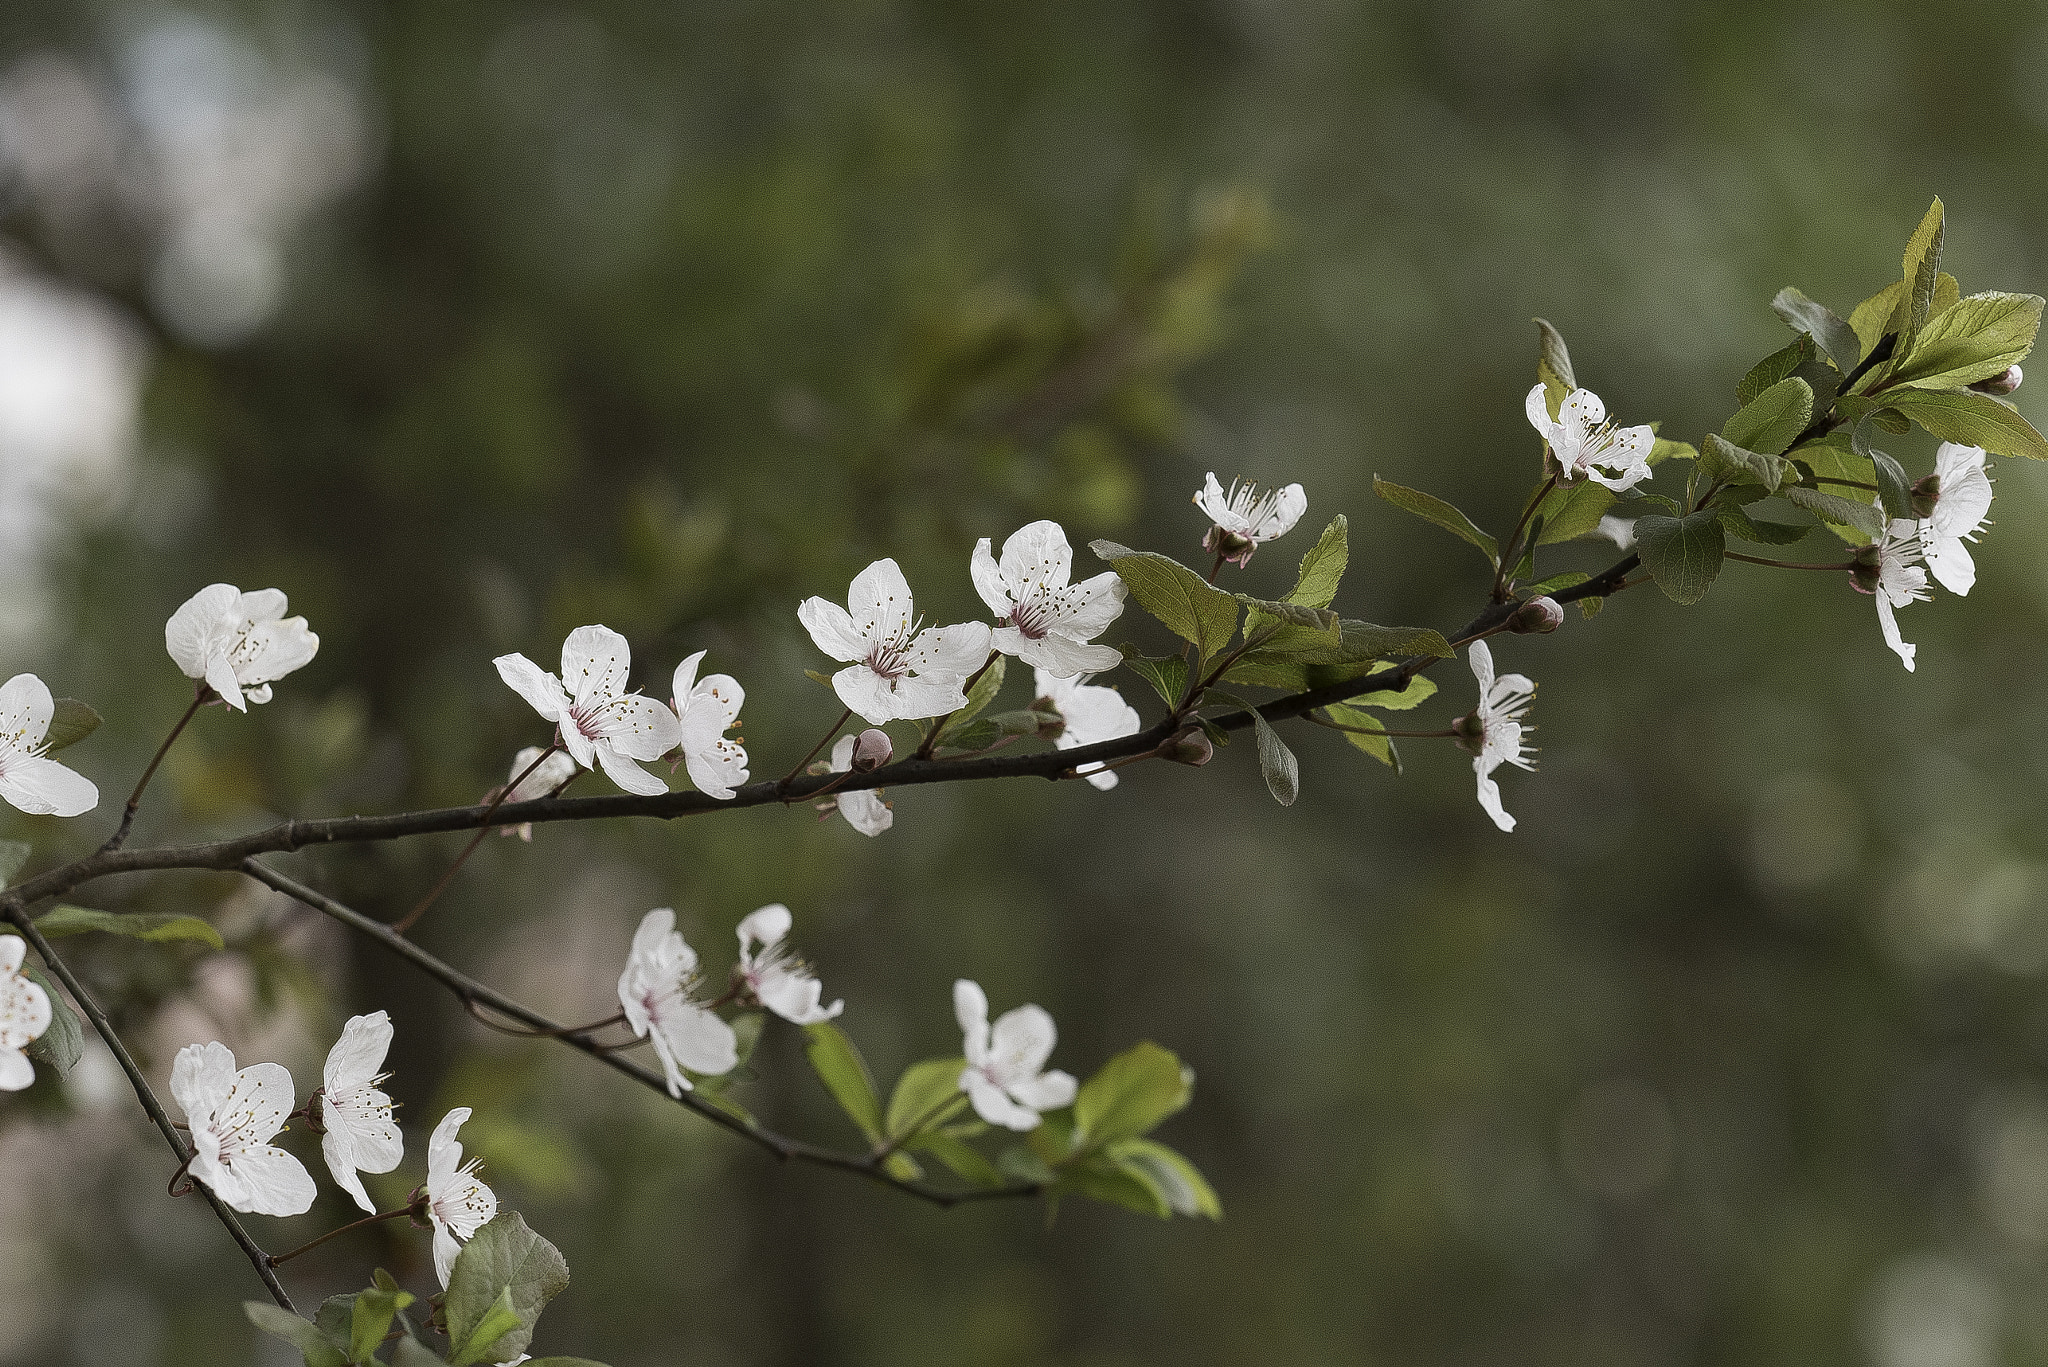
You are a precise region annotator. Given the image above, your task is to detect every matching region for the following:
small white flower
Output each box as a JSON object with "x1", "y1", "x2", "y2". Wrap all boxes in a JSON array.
[
  {"x1": 494, "y1": 626, "x2": 682, "y2": 797},
  {"x1": 823, "y1": 734, "x2": 892, "y2": 836},
  {"x1": 735, "y1": 904, "x2": 842, "y2": 1025},
  {"x1": 1195, "y1": 473, "x2": 1307, "y2": 566},
  {"x1": 616, "y1": 908, "x2": 738, "y2": 1098},
  {"x1": 671, "y1": 651, "x2": 748, "y2": 800},
  {"x1": 1524, "y1": 385, "x2": 1655, "y2": 493},
  {"x1": 953, "y1": 979, "x2": 1076, "y2": 1132},
  {"x1": 1033, "y1": 668, "x2": 1140, "y2": 791},
  {"x1": 1863, "y1": 519, "x2": 1931, "y2": 672},
  {"x1": 494, "y1": 746, "x2": 579, "y2": 841},
  {"x1": 168, "y1": 1041, "x2": 316, "y2": 1217},
  {"x1": 798, "y1": 559, "x2": 993, "y2": 724},
  {"x1": 971, "y1": 520, "x2": 1127, "y2": 675},
  {"x1": 1594, "y1": 514, "x2": 1638, "y2": 550},
  {"x1": 314, "y1": 1012, "x2": 403, "y2": 1215},
  {"x1": 0, "y1": 936, "x2": 51, "y2": 1092},
  {"x1": 164, "y1": 584, "x2": 319, "y2": 712},
  {"x1": 424, "y1": 1106, "x2": 497, "y2": 1288},
  {"x1": 1918, "y1": 442, "x2": 1994, "y2": 596},
  {"x1": 1461, "y1": 640, "x2": 1536, "y2": 834},
  {"x1": 0, "y1": 673, "x2": 98, "y2": 817}
]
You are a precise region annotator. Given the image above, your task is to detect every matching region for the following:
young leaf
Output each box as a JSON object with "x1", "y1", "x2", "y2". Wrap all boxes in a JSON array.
[
  {"x1": 1525, "y1": 570, "x2": 1592, "y2": 596},
  {"x1": 23, "y1": 965, "x2": 82, "y2": 1075},
  {"x1": 243, "y1": 1304, "x2": 348, "y2": 1367},
  {"x1": 1715, "y1": 503, "x2": 1811, "y2": 546},
  {"x1": 448, "y1": 1287, "x2": 524, "y2": 1367},
  {"x1": 1062, "y1": 1149, "x2": 1172, "y2": 1218},
  {"x1": 1236, "y1": 596, "x2": 1338, "y2": 638},
  {"x1": 1108, "y1": 1137, "x2": 1223, "y2": 1218},
  {"x1": 0, "y1": 841, "x2": 29, "y2": 886},
  {"x1": 1074, "y1": 1042, "x2": 1194, "y2": 1149},
  {"x1": 907, "y1": 1130, "x2": 1006, "y2": 1187},
  {"x1": 1534, "y1": 317, "x2": 1576, "y2": 411},
  {"x1": 1320, "y1": 702, "x2": 1397, "y2": 770},
  {"x1": 1372, "y1": 478, "x2": 1498, "y2": 566},
  {"x1": 804, "y1": 1021, "x2": 884, "y2": 1143},
  {"x1": 1633, "y1": 510, "x2": 1726, "y2": 605},
  {"x1": 1721, "y1": 377, "x2": 1813, "y2": 457},
  {"x1": 42, "y1": 699, "x2": 102, "y2": 753},
  {"x1": 1250, "y1": 709, "x2": 1298, "y2": 807},
  {"x1": 1772, "y1": 286, "x2": 1861, "y2": 372},
  {"x1": 34, "y1": 905, "x2": 224, "y2": 951},
  {"x1": 1285, "y1": 514, "x2": 1347, "y2": 609},
  {"x1": 1350, "y1": 669, "x2": 1437, "y2": 711},
  {"x1": 1089, "y1": 541, "x2": 1240, "y2": 660},
  {"x1": 1889, "y1": 291, "x2": 2044, "y2": 390},
  {"x1": 1737, "y1": 332, "x2": 1837, "y2": 409},
  {"x1": 1849, "y1": 415, "x2": 1915, "y2": 521},
  {"x1": 1887, "y1": 197, "x2": 1946, "y2": 348},
  {"x1": 1534, "y1": 479, "x2": 1616, "y2": 545},
  {"x1": 350, "y1": 1285, "x2": 415, "y2": 1365},
  {"x1": 1849, "y1": 279, "x2": 1904, "y2": 354},
  {"x1": 1886, "y1": 387, "x2": 2048, "y2": 461},
  {"x1": 933, "y1": 655, "x2": 1005, "y2": 745},
  {"x1": 885, "y1": 1057, "x2": 970, "y2": 1140},
  {"x1": 443, "y1": 1213, "x2": 570, "y2": 1367},
  {"x1": 1118, "y1": 646, "x2": 1187, "y2": 709},
  {"x1": 390, "y1": 1336, "x2": 445, "y2": 1367},
  {"x1": 1697, "y1": 434, "x2": 1791, "y2": 493},
  {"x1": 1781, "y1": 484, "x2": 1884, "y2": 537}
]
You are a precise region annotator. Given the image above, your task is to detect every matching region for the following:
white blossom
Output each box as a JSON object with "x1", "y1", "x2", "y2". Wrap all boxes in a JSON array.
[
  {"x1": 735, "y1": 904, "x2": 842, "y2": 1024},
  {"x1": 798, "y1": 559, "x2": 993, "y2": 724},
  {"x1": 494, "y1": 626, "x2": 681, "y2": 797},
  {"x1": 824, "y1": 734, "x2": 891, "y2": 836},
  {"x1": 424, "y1": 1106, "x2": 497, "y2": 1288},
  {"x1": 1194, "y1": 473, "x2": 1306, "y2": 566},
  {"x1": 1524, "y1": 384, "x2": 1654, "y2": 493},
  {"x1": 0, "y1": 936, "x2": 51, "y2": 1091},
  {"x1": 953, "y1": 979, "x2": 1076, "y2": 1132},
  {"x1": 1033, "y1": 668, "x2": 1140, "y2": 791},
  {"x1": 1918, "y1": 442, "x2": 1994, "y2": 596},
  {"x1": 616, "y1": 908, "x2": 737, "y2": 1097},
  {"x1": 0, "y1": 673, "x2": 98, "y2": 817},
  {"x1": 315, "y1": 1012, "x2": 403, "y2": 1215},
  {"x1": 1594, "y1": 514, "x2": 1638, "y2": 550},
  {"x1": 1864, "y1": 519, "x2": 1931, "y2": 672},
  {"x1": 1462, "y1": 640, "x2": 1536, "y2": 834},
  {"x1": 495, "y1": 746, "x2": 579, "y2": 841},
  {"x1": 164, "y1": 583, "x2": 319, "y2": 711},
  {"x1": 971, "y1": 520, "x2": 1127, "y2": 674},
  {"x1": 168, "y1": 1041, "x2": 316, "y2": 1217},
  {"x1": 671, "y1": 651, "x2": 748, "y2": 800}
]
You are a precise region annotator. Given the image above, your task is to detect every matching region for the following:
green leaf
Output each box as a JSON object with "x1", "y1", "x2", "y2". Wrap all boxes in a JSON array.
[
  {"x1": 1323, "y1": 622, "x2": 1453, "y2": 663},
  {"x1": 1714, "y1": 503, "x2": 1810, "y2": 546},
  {"x1": 1772, "y1": 285, "x2": 1862, "y2": 372},
  {"x1": 1533, "y1": 479, "x2": 1616, "y2": 545},
  {"x1": 885, "y1": 1057, "x2": 969, "y2": 1140},
  {"x1": 1248, "y1": 707, "x2": 1298, "y2": 806},
  {"x1": 1887, "y1": 386, "x2": 2048, "y2": 461},
  {"x1": 1525, "y1": 570, "x2": 1591, "y2": 595},
  {"x1": 1890, "y1": 291, "x2": 2043, "y2": 390},
  {"x1": 1850, "y1": 279, "x2": 1904, "y2": 355},
  {"x1": 443, "y1": 1213, "x2": 571, "y2": 1367},
  {"x1": 1118, "y1": 646, "x2": 1186, "y2": 708},
  {"x1": 350, "y1": 1285, "x2": 415, "y2": 1365},
  {"x1": 803, "y1": 1021, "x2": 883, "y2": 1143},
  {"x1": 1781, "y1": 484, "x2": 1884, "y2": 538},
  {"x1": 1237, "y1": 595, "x2": 1338, "y2": 639},
  {"x1": 1372, "y1": 477, "x2": 1498, "y2": 566},
  {"x1": 1075, "y1": 1042, "x2": 1194, "y2": 1149},
  {"x1": 1849, "y1": 415, "x2": 1915, "y2": 522},
  {"x1": 42, "y1": 699, "x2": 102, "y2": 753},
  {"x1": 933, "y1": 655, "x2": 1005, "y2": 745},
  {"x1": 22, "y1": 964, "x2": 82, "y2": 1075},
  {"x1": 1721, "y1": 377, "x2": 1813, "y2": 457},
  {"x1": 1534, "y1": 317, "x2": 1576, "y2": 412},
  {"x1": 1633, "y1": 509, "x2": 1726, "y2": 605},
  {"x1": 1320, "y1": 702, "x2": 1397, "y2": 770},
  {"x1": 34, "y1": 904, "x2": 224, "y2": 951},
  {"x1": 390, "y1": 1336, "x2": 444, "y2": 1367},
  {"x1": 1062, "y1": 1149, "x2": 1172, "y2": 1217},
  {"x1": 1284, "y1": 514, "x2": 1347, "y2": 609},
  {"x1": 1887, "y1": 197, "x2": 1946, "y2": 351},
  {"x1": 1697, "y1": 433, "x2": 1791, "y2": 493},
  {"x1": 0, "y1": 841, "x2": 29, "y2": 886},
  {"x1": 907, "y1": 1130, "x2": 1006, "y2": 1187},
  {"x1": 1089, "y1": 541, "x2": 1240, "y2": 660},
  {"x1": 244, "y1": 1304, "x2": 348, "y2": 1367},
  {"x1": 935, "y1": 709, "x2": 1053, "y2": 754},
  {"x1": 1737, "y1": 332, "x2": 1838, "y2": 409},
  {"x1": 1109, "y1": 1137, "x2": 1223, "y2": 1218},
  {"x1": 998, "y1": 1143, "x2": 1059, "y2": 1186}
]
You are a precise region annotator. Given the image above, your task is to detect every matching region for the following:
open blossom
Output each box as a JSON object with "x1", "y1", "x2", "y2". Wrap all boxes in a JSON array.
[
  {"x1": 823, "y1": 734, "x2": 892, "y2": 836},
  {"x1": 1918, "y1": 442, "x2": 1994, "y2": 596},
  {"x1": 314, "y1": 1012, "x2": 403, "y2": 1214},
  {"x1": 1195, "y1": 473, "x2": 1306, "y2": 566},
  {"x1": 735, "y1": 904, "x2": 842, "y2": 1024},
  {"x1": 0, "y1": 673, "x2": 98, "y2": 818},
  {"x1": 424, "y1": 1106, "x2": 497, "y2": 1288},
  {"x1": 0, "y1": 936, "x2": 51, "y2": 1091},
  {"x1": 1859, "y1": 520, "x2": 1931, "y2": 672},
  {"x1": 494, "y1": 625, "x2": 682, "y2": 797},
  {"x1": 1459, "y1": 640, "x2": 1536, "y2": 834},
  {"x1": 617, "y1": 908, "x2": 738, "y2": 1097},
  {"x1": 671, "y1": 651, "x2": 748, "y2": 800},
  {"x1": 494, "y1": 745, "x2": 579, "y2": 840},
  {"x1": 799, "y1": 559, "x2": 993, "y2": 724},
  {"x1": 971, "y1": 520, "x2": 1127, "y2": 674},
  {"x1": 1524, "y1": 385, "x2": 1654, "y2": 493},
  {"x1": 168, "y1": 1041, "x2": 317, "y2": 1217},
  {"x1": 953, "y1": 979, "x2": 1076, "y2": 1132},
  {"x1": 1033, "y1": 668, "x2": 1140, "y2": 791},
  {"x1": 165, "y1": 584, "x2": 319, "y2": 711}
]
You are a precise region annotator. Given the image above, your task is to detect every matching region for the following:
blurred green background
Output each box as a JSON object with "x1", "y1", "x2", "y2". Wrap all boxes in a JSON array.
[{"x1": 4, "y1": 2, "x2": 2048, "y2": 1364}]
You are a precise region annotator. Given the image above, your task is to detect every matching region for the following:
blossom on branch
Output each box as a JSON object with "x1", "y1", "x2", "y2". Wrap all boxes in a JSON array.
[
  {"x1": 671, "y1": 651, "x2": 749, "y2": 800},
  {"x1": 798, "y1": 559, "x2": 993, "y2": 724},
  {"x1": 1524, "y1": 385, "x2": 1654, "y2": 493},
  {"x1": 1917, "y1": 442, "x2": 1994, "y2": 596},
  {"x1": 1033, "y1": 668, "x2": 1140, "y2": 790},
  {"x1": 822, "y1": 734, "x2": 892, "y2": 835},
  {"x1": 617, "y1": 908, "x2": 738, "y2": 1097},
  {"x1": 972, "y1": 520, "x2": 1127, "y2": 673},
  {"x1": 494, "y1": 626, "x2": 682, "y2": 796},
  {"x1": 424, "y1": 1106, "x2": 496, "y2": 1288},
  {"x1": 735, "y1": 904, "x2": 842, "y2": 1024},
  {"x1": 494, "y1": 745, "x2": 579, "y2": 840},
  {"x1": 168, "y1": 1041, "x2": 317, "y2": 1217},
  {"x1": 1456, "y1": 640, "x2": 1536, "y2": 834},
  {"x1": 0, "y1": 936, "x2": 51, "y2": 1091},
  {"x1": 953, "y1": 979, "x2": 1076, "y2": 1132},
  {"x1": 1855, "y1": 520, "x2": 1931, "y2": 672},
  {"x1": 165, "y1": 583, "x2": 319, "y2": 711},
  {"x1": 0, "y1": 673, "x2": 99, "y2": 817},
  {"x1": 314, "y1": 1011, "x2": 403, "y2": 1214},
  {"x1": 1195, "y1": 473, "x2": 1306, "y2": 567}
]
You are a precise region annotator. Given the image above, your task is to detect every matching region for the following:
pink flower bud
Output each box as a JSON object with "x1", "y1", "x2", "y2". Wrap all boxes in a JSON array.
[
  {"x1": 1162, "y1": 728, "x2": 1215, "y2": 766},
  {"x1": 850, "y1": 728, "x2": 892, "y2": 772},
  {"x1": 1970, "y1": 364, "x2": 2022, "y2": 396},
  {"x1": 1508, "y1": 596, "x2": 1564, "y2": 634}
]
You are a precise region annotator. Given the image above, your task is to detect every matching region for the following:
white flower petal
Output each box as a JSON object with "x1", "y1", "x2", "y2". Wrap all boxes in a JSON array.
[
  {"x1": 323, "y1": 1012, "x2": 392, "y2": 1092},
  {"x1": 847, "y1": 558, "x2": 915, "y2": 645},
  {"x1": 798, "y1": 597, "x2": 869, "y2": 662},
  {"x1": 995, "y1": 520, "x2": 1074, "y2": 597},
  {"x1": 970, "y1": 538, "x2": 1011, "y2": 616},
  {"x1": 169, "y1": 1041, "x2": 238, "y2": 1126},
  {"x1": 0, "y1": 1048, "x2": 32, "y2": 1091},
  {"x1": 737, "y1": 904, "x2": 792, "y2": 954},
  {"x1": 494, "y1": 654, "x2": 570, "y2": 724},
  {"x1": 987, "y1": 1004, "x2": 1057, "y2": 1085},
  {"x1": 832, "y1": 663, "x2": 907, "y2": 726},
  {"x1": 323, "y1": 1127, "x2": 376, "y2": 1214},
  {"x1": 165, "y1": 584, "x2": 241, "y2": 681},
  {"x1": 0, "y1": 673, "x2": 52, "y2": 751},
  {"x1": 961, "y1": 1070, "x2": 1041, "y2": 1131},
  {"x1": 1525, "y1": 382, "x2": 1555, "y2": 436},
  {"x1": 228, "y1": 1146, "x2": 318, "y2": 1217},
  {"x1": 836, "y1": 788, "x2": 892, "y2": 836},
  {"x1": 953, "y1": 980, "x2": 991, "y2": 1067},
  {"x1": 1007, "y1": 1068, "x2": 1076, "y2": 1112},
  {"x1": 595, "y1": 742, "x2": 668, "y2": 796},
  {"x1": 0, "y1": 756, "x2": 98, "y2": 818},
  {"x1": 590, "y1": 694, "x2": 682, "y2": 762},
  {"x1": 428, "y1": 1106, "x2": 473, "y2": 1178}
]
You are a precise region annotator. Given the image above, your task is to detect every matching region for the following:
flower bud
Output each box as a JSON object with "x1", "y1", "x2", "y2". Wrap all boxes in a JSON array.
[
  {"x1": 1201, "y1": 524, "x2": 1255, "y2": 568},
  {"x1": 1451, "y1": 711, "x2": 1487, "y2": 756},
  {"x1": 850, "y1": 728, "x2": 892, "y2": 772},
  {"x1": 1848, "y1": 540, "x2": 1883, "y2": 595},
  {"x1": 1161, "y1": 727, "x2": 1214, "y2": 766},
  {"x1": 1508, "y1": 596, "x2": 1564, "y2": 634},
  {"x1": 1910, "y1": 472, "x2": 1942, "y2": 520},
  {"x1": 1970, "y1": 364, "x2": 2023, "y2": 396}
]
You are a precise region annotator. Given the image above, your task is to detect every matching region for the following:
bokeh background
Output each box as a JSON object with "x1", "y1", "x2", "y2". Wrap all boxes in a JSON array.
[{"x1": 3, "y1": 2, "x2": 2048, "y2": 1364}]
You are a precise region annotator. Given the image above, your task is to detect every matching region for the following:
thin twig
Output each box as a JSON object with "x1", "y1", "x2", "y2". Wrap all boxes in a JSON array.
[
  {"x1": 100, "y1": 684, "x2": 210, "y2": 854},
  {"x1": 392, "y1": 743, "x2": 561, "y2": 935}
]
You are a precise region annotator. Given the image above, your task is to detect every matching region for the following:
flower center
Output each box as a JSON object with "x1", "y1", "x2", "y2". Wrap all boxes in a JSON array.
[
  {"x1": 1008, "y1": 597, "x2": 1053, "y2": 639},
  {"x1": 864, "y1": 618, "x2": 922, "y2": 680}
]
